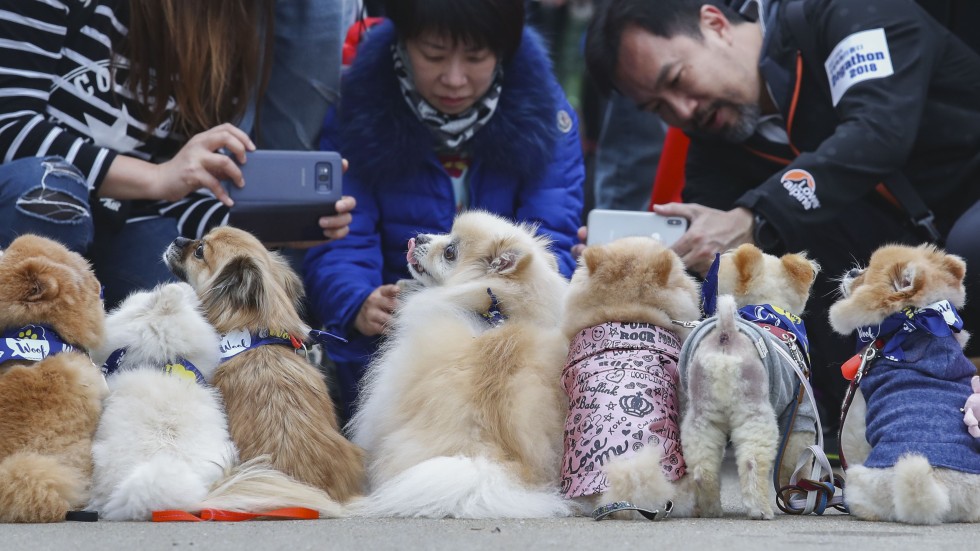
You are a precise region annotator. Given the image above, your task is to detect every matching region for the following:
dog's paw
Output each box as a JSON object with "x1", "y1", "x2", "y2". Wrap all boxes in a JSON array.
[{"x1": 746, "y1": 505, "x2": 774, "y2": 520}]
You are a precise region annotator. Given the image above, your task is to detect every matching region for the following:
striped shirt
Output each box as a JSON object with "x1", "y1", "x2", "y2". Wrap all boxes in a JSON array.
[{"x1": 0, "y1": 0, "x2": 228, "y2": 237}]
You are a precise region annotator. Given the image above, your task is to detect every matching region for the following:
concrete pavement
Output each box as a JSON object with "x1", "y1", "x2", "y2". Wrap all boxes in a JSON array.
[{"x1": 1, "y1": 456, "x2": 971, "y2": 551}]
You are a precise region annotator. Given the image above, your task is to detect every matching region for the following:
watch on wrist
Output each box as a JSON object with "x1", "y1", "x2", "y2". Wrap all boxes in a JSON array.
[{"x1": 753, "y1": 214, "x2": 782, "y2": 251}]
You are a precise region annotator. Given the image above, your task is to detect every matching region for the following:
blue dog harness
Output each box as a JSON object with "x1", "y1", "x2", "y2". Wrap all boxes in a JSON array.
[{"x1": 0, "y1": 324, "x2": 76, "y2": 366}]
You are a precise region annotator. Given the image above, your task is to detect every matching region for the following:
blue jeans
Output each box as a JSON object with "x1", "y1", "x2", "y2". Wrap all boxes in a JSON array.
[
  {"x1": 0, "y1": 156, "x2": 176, "y2": 308},
  {"x1": 250, "y1": 0, "x2": 352, "y2": 150}
]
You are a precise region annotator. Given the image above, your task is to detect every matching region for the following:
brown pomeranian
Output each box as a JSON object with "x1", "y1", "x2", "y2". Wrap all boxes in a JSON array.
[
  {"x1": 164, "y1": 226, "x2": 364, "y2": 503},
  {"x1": 561, "y1": 237, "x2": 701, "y2": 519},
  {"x1": 831, "y1": 244, "x2": 980, "y2": 524},
  {"x1": 0, "y1": 235, "x2": 107, "y2": 522}
]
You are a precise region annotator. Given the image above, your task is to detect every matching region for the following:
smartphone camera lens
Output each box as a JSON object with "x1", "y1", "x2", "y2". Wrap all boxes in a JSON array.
[
  {"x1": 315, "y1": 162, "x2": 332, "y2": 192},
  {"x1": 668, "y1": 218, "x2": 681, "y2": 226}
]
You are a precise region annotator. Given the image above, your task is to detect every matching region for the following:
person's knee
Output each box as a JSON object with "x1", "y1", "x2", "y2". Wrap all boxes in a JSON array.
[{"x1": 2, "y1": 157, "x2": 93, "y2": 252}]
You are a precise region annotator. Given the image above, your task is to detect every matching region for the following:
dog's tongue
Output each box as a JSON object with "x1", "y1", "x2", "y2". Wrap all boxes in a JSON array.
[{"x1": 406, "y1": 238, "x2": 416, "y2": 263}]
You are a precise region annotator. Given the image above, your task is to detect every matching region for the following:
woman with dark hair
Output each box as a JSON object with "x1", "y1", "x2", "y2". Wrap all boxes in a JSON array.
[
  {"x1": 0, "y1": 1, "x2": 354, "y2": 306},
  {"x1": 306, "y1": 0, "x2": 585, "y2": 421}
]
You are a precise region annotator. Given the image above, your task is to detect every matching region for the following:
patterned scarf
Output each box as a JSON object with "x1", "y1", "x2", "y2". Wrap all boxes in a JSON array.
[
  {"x1": 392, "y1": 42, "x2": 503, "y2": 150},
  {"x1": 855, "y1": 300, "x2": 964, "y2": 361}
]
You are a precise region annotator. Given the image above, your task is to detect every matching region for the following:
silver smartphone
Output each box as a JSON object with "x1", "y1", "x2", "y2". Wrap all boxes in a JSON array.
[
  {"x1": 220, "y1": 150, "x2": 343, "y2": 242},
  {"x1": 586, "y1": 209, "x2": 688, "y2": 247}
]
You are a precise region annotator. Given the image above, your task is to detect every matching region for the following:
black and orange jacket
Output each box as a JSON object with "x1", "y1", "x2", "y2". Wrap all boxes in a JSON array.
[{"x1": 683, "y1": 0, "x2": 980, "y2": 250}]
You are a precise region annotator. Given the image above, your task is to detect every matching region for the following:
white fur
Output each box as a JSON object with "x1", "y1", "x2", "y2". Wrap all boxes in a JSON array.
[
  {"x1": 89, "y1": 283, "x2": 343, "y2": 520},
  {"x1": 350, "y1": 456, "x2": 572, "y2": 518}
]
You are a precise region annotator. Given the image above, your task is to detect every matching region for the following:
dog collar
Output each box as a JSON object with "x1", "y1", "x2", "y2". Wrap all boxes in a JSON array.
[
  {"x1": 219, "y1": 328, "x2": 347, "y2": 362},
  {"x1": 854, "y1": 300, "x2": 963, "y2": 362},
  {"x1": 0, "y1": 324, "x2": 76, "y2": 366},
  {"x1": 738, "y1": 304, "x2": 810, "y2": 359},
  {"x1": 480, "y1": 288, "x2": 507, "y2": 327},
  {"x1": 101, "y1": 347, "x2": 207, "y2": 385}
]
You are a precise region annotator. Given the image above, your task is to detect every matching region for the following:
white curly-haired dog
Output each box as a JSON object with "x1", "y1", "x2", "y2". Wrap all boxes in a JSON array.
[
  {"x1": 832, "y1": 244, "x2": 980, "y2": 524},
  {"x1": 89, "y1": 283, "x2": 343, "y2": 520},
  {"x1": 349, "y1": 211, "x2": 572, "y2": 518},
  {"x1": 678, "y1": 244, "x2": 820, "y2": 519}
]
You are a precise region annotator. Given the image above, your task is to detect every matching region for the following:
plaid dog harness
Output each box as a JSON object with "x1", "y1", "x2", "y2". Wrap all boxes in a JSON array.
[{"x1": 560, "y1": 322, "x2": 686, "y2": 499}]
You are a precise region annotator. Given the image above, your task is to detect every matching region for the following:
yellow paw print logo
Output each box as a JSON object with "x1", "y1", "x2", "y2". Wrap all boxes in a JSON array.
[
  {"x1": 164, "y1": 363, "x2": 198, "y2": 383},
  {"x1": 17, "y1": 328, "x2": 39, "y2": 340}
]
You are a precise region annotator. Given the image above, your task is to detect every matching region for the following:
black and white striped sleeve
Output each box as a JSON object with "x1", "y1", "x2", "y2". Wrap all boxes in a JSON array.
[{"x1": 0, "y1": 0, "x2": 116, "y2": 191}]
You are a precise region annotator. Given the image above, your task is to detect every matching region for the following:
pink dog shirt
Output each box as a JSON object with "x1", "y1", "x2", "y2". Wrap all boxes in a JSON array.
[{"x1": 560, "y1": 322, "x2": 686, "y2": 498}]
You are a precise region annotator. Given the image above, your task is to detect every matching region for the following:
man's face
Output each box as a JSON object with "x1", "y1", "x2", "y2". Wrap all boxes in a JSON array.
[{"x1": 614, "y1": 9, "x2": 764, "y2": 143}]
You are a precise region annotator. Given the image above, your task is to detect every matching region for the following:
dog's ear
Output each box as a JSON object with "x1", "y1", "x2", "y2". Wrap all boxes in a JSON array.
[
  {"x1": 489, "y1": 249, "x2": 530, "y2": 276},
  {"x1": 731, "y1": 244, "x2": 764, "y2": 296},
  {"x1": 11, "y1": 258, "x2": 63, "y2": 303},
  {"x1": 941, "y1": 253, "x2": 967, "y2": 284},
  {"x1": 201, "y1": 255, "x2": 265, "y2": 313},
  {"x1": 780, "y1": 252, "x2": 819, "y2": 296},
  {"x1": 582, "y1": 246, "x2": 605, "y2": 275},
  {"x1": 272, "y1": 251, "x2": 306, "y2": 312},
  {"x1": 651, "y1": 248, "x2": 675, "y2": 287}
]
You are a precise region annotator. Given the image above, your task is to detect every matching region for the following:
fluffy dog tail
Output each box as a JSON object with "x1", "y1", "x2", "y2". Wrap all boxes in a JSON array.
[
  {"x1": 196, "y1": 457, "x2": 346, "y2": 518},
  {"x1": 351, "y1": 456, "x2": 573, "y2": 518},
  {"x1": 892, "y1": 454, "x2": 951, "y2": 525},
  {"x1": 0, "y1": 452, "x2": 86, "y2": 523},
  {"x1": 604, "y1": 445, "x2": 679, "y2": 518},
  {"x1": 715, "y1": 294, "x2": 739, "y2": 346}
]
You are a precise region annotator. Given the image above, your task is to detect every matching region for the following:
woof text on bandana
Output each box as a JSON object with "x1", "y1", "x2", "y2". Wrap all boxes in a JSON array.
[{"x1": 0, "y1": 324, "x2": 75, "y2": 365}]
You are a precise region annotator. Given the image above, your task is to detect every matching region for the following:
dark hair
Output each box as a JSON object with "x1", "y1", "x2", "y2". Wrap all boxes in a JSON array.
[
  {"x1": 383, "y1": 0, "x2": 525, "y2": 61},
  {"x1": 586, "y1": 0, "x2": 742, "y2": 95}
]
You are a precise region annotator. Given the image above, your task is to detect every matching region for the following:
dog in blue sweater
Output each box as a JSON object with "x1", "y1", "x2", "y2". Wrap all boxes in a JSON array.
[{"x1": 832, "y1": 244, "x2": 980, "y2": 524}]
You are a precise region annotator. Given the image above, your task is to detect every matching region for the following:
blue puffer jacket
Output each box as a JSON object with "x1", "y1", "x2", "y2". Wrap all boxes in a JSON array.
[{"x1": 303, "y1": 22, "x2": 584, "y2": 375}]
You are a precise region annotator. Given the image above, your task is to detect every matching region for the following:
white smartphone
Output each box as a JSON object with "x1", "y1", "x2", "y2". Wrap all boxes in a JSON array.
[
  {"x1": 220, "y1": 150, "x2": 343, "y2": 242},
  {"x1": 586, "y1": 209, "x2": 688, "y2": 247}
]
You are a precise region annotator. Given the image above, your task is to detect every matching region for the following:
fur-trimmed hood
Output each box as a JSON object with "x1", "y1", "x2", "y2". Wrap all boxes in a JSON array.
[{"x1": 335, "y1": 21, "x2": 564, "y2": 188}]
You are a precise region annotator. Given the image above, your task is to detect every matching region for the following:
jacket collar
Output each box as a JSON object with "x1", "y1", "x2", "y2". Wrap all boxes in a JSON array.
[{"x1": 338, "y1": 21, "x2": 562, "y2": 189}]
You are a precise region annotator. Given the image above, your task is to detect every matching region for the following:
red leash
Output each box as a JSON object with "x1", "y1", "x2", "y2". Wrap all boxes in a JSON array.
[{"x1": 152, "y1": 507, "x2": 319, "y2": 522}]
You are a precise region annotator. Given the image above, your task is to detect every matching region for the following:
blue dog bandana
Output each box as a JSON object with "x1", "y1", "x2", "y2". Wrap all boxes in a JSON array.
[
  {"x1": 855, "y1": 300, "x2": 964, "y2": 361},
  {"x1": 738, "y1": 304, "x2": 811, "y2": 358},
  {"x1": 0, "y1": 324, "x2": 75, "y2": 366},
  {"x1": 700, "y1": 253, "x2": 721, "y2": 317},
  {"x1": 219, "y1": 328, "x2": 347, "y2": 362},
  {"x1": 101, "y1": 347, "x2": 207, "y2": 386}
]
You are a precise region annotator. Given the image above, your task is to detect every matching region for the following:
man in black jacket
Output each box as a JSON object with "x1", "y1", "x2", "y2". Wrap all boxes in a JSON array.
[{"x1": 586, "y1": 0, "x2": 980, "y2": 424}]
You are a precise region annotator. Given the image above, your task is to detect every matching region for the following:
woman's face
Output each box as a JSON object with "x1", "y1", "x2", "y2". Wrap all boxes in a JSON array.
[{"x1": 405, "y1": 32, "x2": 498, "y2": 115}]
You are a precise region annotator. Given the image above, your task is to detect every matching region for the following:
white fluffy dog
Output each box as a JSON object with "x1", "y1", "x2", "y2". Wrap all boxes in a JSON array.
[
  {"x1": 349, "y1": 211, "x2": 572, "y2": 518},
  {"x1": 89, "y1": 283, "x2": 342, "y2": 520},
  {"x1": 678, "y1": 245, "x2": 820, "y2": 519}
]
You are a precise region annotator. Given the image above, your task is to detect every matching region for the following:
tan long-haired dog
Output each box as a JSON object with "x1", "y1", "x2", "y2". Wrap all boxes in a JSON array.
[
  {"x1": 561, "y1": 237, "x2": 701, "y2": 519},
  {"x1": 0, "y1": 235, "x2": 106, "y2": 522},
  {"x1": 349, "y1": 211, "x2": 572, "y2": 518},
  {"x1": 164, "y1": 227, "x2": 363, "y2": 502},
  {"x1": 831, "y1": 244, "x2": 980, "y2": 524}
]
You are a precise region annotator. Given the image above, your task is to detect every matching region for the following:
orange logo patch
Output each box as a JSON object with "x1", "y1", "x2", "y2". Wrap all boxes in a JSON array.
[{"x1": 780, "y1": 169, "x2": 821, "y2": 210}]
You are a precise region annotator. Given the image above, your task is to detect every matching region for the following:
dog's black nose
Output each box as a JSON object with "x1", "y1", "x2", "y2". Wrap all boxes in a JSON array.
[
  {"x1": 846, "y1": 268, "x2": 862, "y2": 279},
  {"x1": 172, "y1": 237, "x2": 192, "y2": 250},
  {"x1": 415, "y1": 234, "x2": 430, "y2": 245}
]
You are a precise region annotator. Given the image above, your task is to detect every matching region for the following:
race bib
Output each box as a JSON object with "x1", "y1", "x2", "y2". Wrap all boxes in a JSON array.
[{"x1": 824, "y1": 28, "x2": 894, "y2": 106}]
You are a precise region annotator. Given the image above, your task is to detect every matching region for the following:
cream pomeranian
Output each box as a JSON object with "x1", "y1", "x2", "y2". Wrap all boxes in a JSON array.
[
  {"x1": 561, "y1": 237, "x2": 701, "y2": 520},
  {"x1": 89, "y1": 282, "x2": 342, "y2": 520},
  {"x1": 678, "y1": 244, "x2": 820, "y2": 519},
  {"x1": 831, "y1": 244, "x2": 980, "y2": 524},
  {"x1": 349, "y1": 211, "x2": 572, "y2": 518},
  {"x1": 164, "y1": 227, "x2": 364, "y2": 503}
]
